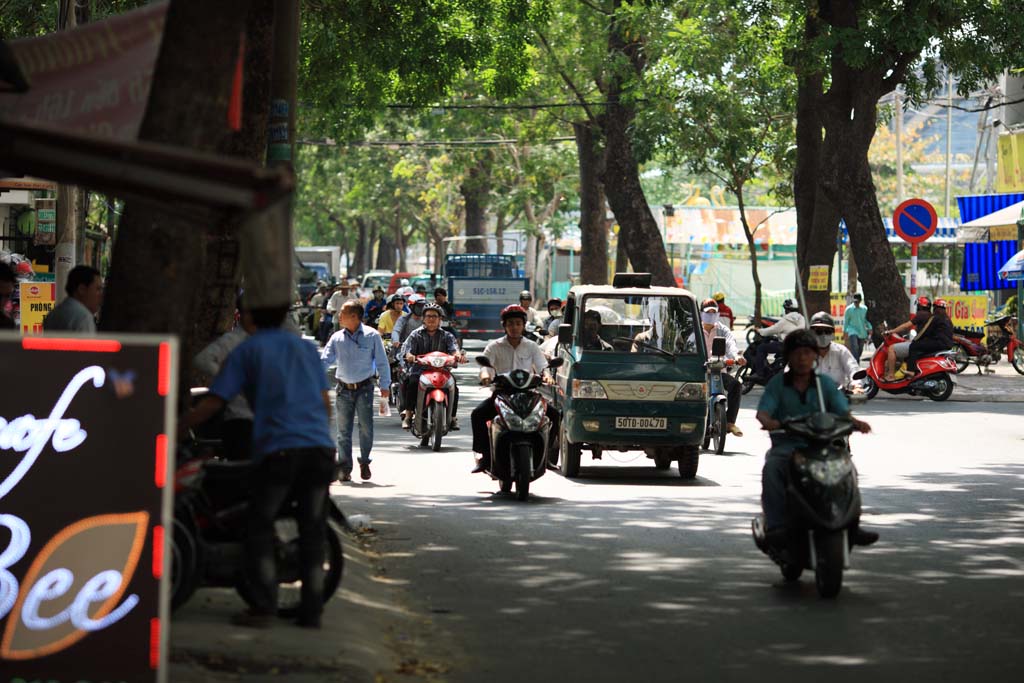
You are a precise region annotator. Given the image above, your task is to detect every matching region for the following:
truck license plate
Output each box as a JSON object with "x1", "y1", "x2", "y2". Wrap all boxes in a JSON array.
[{"x1": 615, "y1": 417, "x2": 667, "y2": 430}]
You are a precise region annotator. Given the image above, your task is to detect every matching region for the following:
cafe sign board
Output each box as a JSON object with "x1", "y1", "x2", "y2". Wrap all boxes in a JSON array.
[{"x1": 0, "y1": 333, "x2": 176, "y2": 683}]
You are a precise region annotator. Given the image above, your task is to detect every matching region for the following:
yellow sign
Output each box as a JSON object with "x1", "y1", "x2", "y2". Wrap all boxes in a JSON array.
[
  {"x1": 808, "y1": 265, "x2": 830, "y2": 292},
  {"x1": 945, "y1": 294, "x2": 988, "y2": 333},
  {"x1": 996, "y1": 131, "x2": 1024, "y2": 193},
  {"x1": 829, "y1": 294, "x2": 847, "y2": 344},
  {"x1": 19, "y1": 282, "x2": 56, "y2": 335}
]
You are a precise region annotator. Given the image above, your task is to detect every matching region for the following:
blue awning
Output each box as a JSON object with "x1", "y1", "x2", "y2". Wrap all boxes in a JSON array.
[{"x1": 956, "y1": 193, "x2": 1024, "y2": 292}]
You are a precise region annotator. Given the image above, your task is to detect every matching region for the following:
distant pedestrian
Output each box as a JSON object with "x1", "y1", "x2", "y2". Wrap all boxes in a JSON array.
[
  {"x1": 843, "y1": 293, "x2": 872, "y2": 362},
  {"x1": 181, "y1": 301, "x2": 335, "y2": 629},
  {"x1": 43, "y1": 265, "x2": 103, "y2": 332},
  {"x1": 321, "y1": 300, "x2": 391, "y2": 482}
]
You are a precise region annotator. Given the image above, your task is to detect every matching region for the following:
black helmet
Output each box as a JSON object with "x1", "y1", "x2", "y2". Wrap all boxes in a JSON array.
[
  {"x1": 422, "y1": 302, "x2": 444, "y2": 317},
  {"x1": 386, "y1": 293, "x2": 403, "y2": 305},
  {"x1": 782, "y1": 298, "x2": 799, "y2": 313},
  {"x1": 783, "y1": 329, "x2": 819, "y2": 358},
  {"x1": 809, "y1": 312, "x2": 835, "y2": 330},
  {"x1": 519, "y1": 290, "x2": 533, "y2": 301},
  {"x1": 434, "y1": 287, "x2": 447, "y2": 296}
]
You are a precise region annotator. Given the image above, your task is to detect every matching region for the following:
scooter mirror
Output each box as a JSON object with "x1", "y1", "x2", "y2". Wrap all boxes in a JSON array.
[
  {"x1": 475, "y1": 356, "x2": 493, "y2": 368},
  {"x1": 711, "y1": 337, "x2": 727, "y2": 357},
  {"x1": 548, "y1": 357, "x2": 564, "y2": 369}
]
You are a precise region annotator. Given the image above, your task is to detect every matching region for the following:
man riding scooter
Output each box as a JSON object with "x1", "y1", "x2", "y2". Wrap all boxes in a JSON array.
[
  {"x1": 809, "y1": 312, "x2": 861, "y2": 391},
  {"x1": 905, "y1": 298, "x2": 954, "y2": 378},
  {"x1": 471, "y1": 305, "x2": 557, "y2": 473},
  {"x1": 884, "y1": 296, "x2": 932, "y2": 382},
  {"x1": 399, "y1": 303, "x2": 465, "y2": 430},
  {"x1": 755, "y1": 329, "x2": 878, "y2": 550},
  {"x1": 696, "y1": 299, "x2": 745, "y2": 436},
  {"x1": 363, "y1": 285, "x2": 387, "y2": 327},
  {"x1": 751, "y1": 298, "x2": 805, "y2": 381}
]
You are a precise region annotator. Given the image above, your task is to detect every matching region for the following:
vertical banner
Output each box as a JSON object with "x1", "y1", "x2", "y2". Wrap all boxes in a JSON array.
[
  {"x1": 0, "y1": 333, "x2": 176, "y2": 683},
  {"x1": 830, "y1": 294, "x2": 847, "y2": 344},
  {"x1": 18, "y1": 282, "x2": 56, "y2": 334},
  {"x1": 34, "y1": 198, "x2": 57, "y2": 247}
]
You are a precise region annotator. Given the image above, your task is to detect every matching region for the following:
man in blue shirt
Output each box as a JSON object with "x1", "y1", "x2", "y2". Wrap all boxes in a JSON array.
[
  {"x1": 322, "y1": 299, "x2": 391, "y2": 482},
  {"x1": 181, "y1": 303, "x2": 336, "y2": 629},
  {"x1": 756, "y1": 329, "x2": 877, "y2": 548}
]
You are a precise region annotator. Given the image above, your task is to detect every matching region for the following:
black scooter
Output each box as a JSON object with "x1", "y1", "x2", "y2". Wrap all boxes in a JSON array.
[
  {"x1": 751, "y1": 412, "x2": 863, "y2": 598},
  {"x1": 171, "y1": 437, "x2": 346, "y2": 616},
  {"x1": 475, "y1": 356, "x2": 562, "y2": 501},
  {"x1": 738, "y1": 333, "x2": 785, "y2": 394}
]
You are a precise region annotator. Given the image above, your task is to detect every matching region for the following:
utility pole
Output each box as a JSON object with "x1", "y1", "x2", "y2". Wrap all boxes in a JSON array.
[
  {"x1": 895, "y1": 88, "x2": 905, "y2": 205},
  {"x1": 944, "y1": 70, "x2": 953, "y2": 217},
  {"x1": 54, "y1": 0, "x2": 80, "y2": 302}
]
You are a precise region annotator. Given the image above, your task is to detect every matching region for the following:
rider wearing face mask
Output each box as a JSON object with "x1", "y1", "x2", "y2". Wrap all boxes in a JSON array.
[
  {"x1": 809, "y1": 312, "x2": 860, "y2": 391},
  {"x1": 697, "y1": 299, "x2": 745, "y2": 437}
]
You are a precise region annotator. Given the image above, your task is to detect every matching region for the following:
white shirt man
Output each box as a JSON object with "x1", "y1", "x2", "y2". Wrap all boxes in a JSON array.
[
  {"x1": 479, "y1": 335, "x2": 548, "y2": 381},
  {"x1": 817, "y1": 341, "x2": 860, "y2": 391}
]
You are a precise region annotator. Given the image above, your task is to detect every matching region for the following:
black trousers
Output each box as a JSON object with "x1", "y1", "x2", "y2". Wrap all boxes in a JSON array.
[
  {"x1": 471, "y1": 395, "x2": 559, "y2": 461},
  {"x1": 721, "y1": 373, "x2": 741, "y2": 424},
  {"x1": 244, "y1": 447, "x2": 335, "y2": 623},
  {"x1": 222, "y1": 418, "x2": 253, "y2": 461},
  {"x1": 906, "y1": 340, "x2": 948, "y2": 371}
]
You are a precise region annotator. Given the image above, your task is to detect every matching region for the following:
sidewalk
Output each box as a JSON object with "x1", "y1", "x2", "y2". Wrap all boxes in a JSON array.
[{"x1": 168, "y1": 498, "x2": 440, "y2": 683}]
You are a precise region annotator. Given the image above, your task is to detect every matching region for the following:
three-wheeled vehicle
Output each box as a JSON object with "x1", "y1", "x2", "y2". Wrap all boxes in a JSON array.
[{"x1": 548, "y1": 273, "x2": 709, "y2": 479}]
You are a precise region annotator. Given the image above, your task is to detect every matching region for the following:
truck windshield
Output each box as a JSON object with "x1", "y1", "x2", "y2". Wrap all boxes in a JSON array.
[{"x1": 580, "y1": 295, "x2": 698, "y2": 356}]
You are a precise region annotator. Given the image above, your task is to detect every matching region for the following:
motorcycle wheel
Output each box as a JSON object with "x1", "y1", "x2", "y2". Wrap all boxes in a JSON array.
[
  {"x1": 781, "y1": 562, "x2": 803, "y2": 582},
  {"x1": 514, "y1": 445, "x2": 532, "y2": 502},
  {"x1": 713, "y1": 402, "x2": 727, "y2": 455},
  {"x1": 951, "y1": 344, "x2": 970, "y2": 374},
  {"x1": 170, "y1": 516, "x2": 201, "y2": 612},
  {"x1": 677, "y1": 445, "x2": 700, "y2": 480},
  {"x1": 861, "y1": 375, "x2": 879, "y2": 400},
  {"x1": 738, "y1": 365, "x2": 755, "y2": 395},
  {"x1": 1013, "y1": 347, "x2": 1024, "y2": 375},
  {"x1": 431, "y1": 402, "x2": 444, "y2": 452},
  {"x1": 927, "y1": 374, "x2": 954, "y2": 402},
  {"x1": 237, "y1": 522, "x2": 344, "y2": 618},
  {"x1": 559, "y1": 422, "x2": 582, "y2": 478},
  {"x1": 814, "y1": 531, "x2": 845, "y2": 599},
  {"x1": 746, "y1": 328, "x2": 758, "y2": 345}
]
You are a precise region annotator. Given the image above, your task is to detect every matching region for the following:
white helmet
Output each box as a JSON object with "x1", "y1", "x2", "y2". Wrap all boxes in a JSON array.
[
  {"x1": 398, "y1": 286, "x2": 415, "y2": 299},
  {"x1": 400, "y1": 278, "x2": 410, "y2": 287}
]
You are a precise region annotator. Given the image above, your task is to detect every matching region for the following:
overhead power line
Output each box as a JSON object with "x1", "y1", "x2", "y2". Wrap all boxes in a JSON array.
[{"x1": 299, "y1": 137, "x2": 576, "y2": 148}]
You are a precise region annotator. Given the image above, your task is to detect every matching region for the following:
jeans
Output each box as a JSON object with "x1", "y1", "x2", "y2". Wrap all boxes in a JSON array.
[
  {"x1": 244, "y1": 447, "x2": 335, "y2": 622},
  {"x1": 336, "y1": 383, "x2": 374, "y2": 473},
  {"x1": 761, "y1": 443, "x2": 797, "y2": 530},
  {"x1": 846, "y1": 334, "x2": 864, "y2": 362}
]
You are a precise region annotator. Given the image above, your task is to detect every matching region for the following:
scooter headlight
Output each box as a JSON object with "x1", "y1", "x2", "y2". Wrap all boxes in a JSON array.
[
  {"x1": 520, "y1": 401, "x2": 545, "y2": 431},
  {"x1": 807, "y1": 457, "x2": 853, "y2": 486},
  {"x1": 496, "y1": 399, "x2": 524, "y2": 430}
]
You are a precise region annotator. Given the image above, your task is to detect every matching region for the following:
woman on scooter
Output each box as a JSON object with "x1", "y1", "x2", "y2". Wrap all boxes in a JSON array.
[
  {"x1": 755, "y1": 330, "x2": 877, "y2": 549},
  {"x1": 904, "y1": 299, "x2": 954, "y2": 378},
  {"x1": 884, "y1": 296, "x2": 931, "y2": 382}
]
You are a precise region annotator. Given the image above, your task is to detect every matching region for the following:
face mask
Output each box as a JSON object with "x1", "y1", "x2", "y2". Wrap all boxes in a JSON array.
[
  {"x1": 701, "y1": 311, "x2": 719, "y2": 325},
  {"x1": 814, "y1": 332, "x2": 834, "y2": 348},
  {"x1": 549, "y1": 310, "x2": 561, "y2": 318}
]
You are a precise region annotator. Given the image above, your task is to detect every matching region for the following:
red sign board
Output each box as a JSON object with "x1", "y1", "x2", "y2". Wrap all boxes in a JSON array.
[{"x1": 893, "y1": 198, "x2": 938, "y2": 245}]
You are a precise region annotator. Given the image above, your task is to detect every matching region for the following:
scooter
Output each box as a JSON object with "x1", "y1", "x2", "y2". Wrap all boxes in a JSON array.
[
  {"x1": 386, "y1": 345, "x2": 403, "y2": 408},
  {"x1": 752, "y1": 413, "x2": 864, "y2": 599},
  {"x1": 171, "y1": 438, "x2": 346, "y2": 616},
  {"x1": 738, "y1": 333, "x2": 785, "y2": 394},
  {"x1": 745, "y1": 315, "x2": 780, "y2": 344},
  {"x1": 475, "y1": 355, "x2": 562, "y2": 501},
  {"x1": 853, "y1": 331, "x2": 958, "y2": 401},
  {"x1": 985, "y1": 315, "x2": 1023, "y2": 375},
  {"x1": 703, "y1": 336, "x2": 735, "y2": 454},
  {"x1": 408, "y1": 351, "x2": 462, "y2": 451},
  {"x1": 951, "y1": 327, "x2": 995, "y2": 374}
]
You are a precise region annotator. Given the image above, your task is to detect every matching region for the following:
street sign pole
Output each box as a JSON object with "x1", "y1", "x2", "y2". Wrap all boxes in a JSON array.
[
  {"x1": 910, "y1": 243, "x2": 919, "y2": 297},
  {"x1": 893, "y1": 198, "x2": 938, "y2": 308}
]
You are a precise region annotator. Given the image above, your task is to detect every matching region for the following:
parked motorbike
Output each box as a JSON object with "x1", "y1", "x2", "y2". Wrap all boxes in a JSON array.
[
  {"x1": 408, "y1": 351, "x2": 462, "y2": 451},
  {"x1": 751, "y1": 413, "x2": 864, "y2": 598},
  {"x1": 852, "y1": 331, "x2": 957, "y2": 401},
  {"x1": 703, "y1": 336, "x2": 735, "y2": 454},
  {"x1": 475, "y1": 355, "x2": 562, "y2": 501},
  {"x1": 738, "y1": 333, "x2": 785, "y2": 394},
  {"x1": 951, "y1": 327, "x2": 995, "y2": 374},
  {"x1": 171, "y1": 439, "x2": 346, "y2": 616},
  {"x1": 984, "y1": 315, "x2": 1023, "y2": 375}
]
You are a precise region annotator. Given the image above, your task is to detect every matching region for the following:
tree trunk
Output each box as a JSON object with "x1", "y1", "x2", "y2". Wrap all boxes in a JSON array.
[
  {"x1": 495, "y1": 209, "x2": 506, "y2": 255},
  {"x1": 575, "y1": 121, "x2": 608, "y2": 286},
  {"x1": 460, "y1": 152, "x2": 492, "y2": 254},
  {"x1": 735, "y1": 186, "x2": 764, "y2": 324},
  {"x1": 376, "y1": 228, "x2": 396, "y2": 270},
  {"x1": 614, "y1": 233, "x2": 629, "y2": 274},
  {"x1": 101, "y1": 0, "x2": 251, "y2": 388},
  {"x1": 353, "y1": 216, "x2": 368, "y2": 276}
]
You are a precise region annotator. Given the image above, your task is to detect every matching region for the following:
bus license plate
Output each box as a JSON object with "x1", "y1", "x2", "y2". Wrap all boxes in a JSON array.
[{"x1": 615, "y1": 417, "x2": 667, "y2": 430}]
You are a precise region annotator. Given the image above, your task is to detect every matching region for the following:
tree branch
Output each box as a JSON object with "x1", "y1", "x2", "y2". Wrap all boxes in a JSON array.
[
  {"x1": 534, "y1": 27, "x2": 600, "y2": 127},
  {"x1": 577, "y1": 0, "x2": 611, "y2": 15}
]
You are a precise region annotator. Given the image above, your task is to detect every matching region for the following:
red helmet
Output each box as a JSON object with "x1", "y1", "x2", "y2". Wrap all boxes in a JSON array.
[
  {"x1": 500, "y1": 304, "x2": 528, "y2": 323},
  {"x1": 916, "y1": 296, "x2": 931, "y2": 309},
  {"x1": 933, "y1": 298, "x2": 948, "y2": 309}
]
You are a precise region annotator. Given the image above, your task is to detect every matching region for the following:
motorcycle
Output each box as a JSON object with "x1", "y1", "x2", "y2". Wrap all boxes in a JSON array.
[
  {"x1": 751, "y1": 413, "x2": 864, "y2": 599},
  {"x1": 951, "y1": 327, "x2": 995, "y2": 374},
  {"x1": 386, "y1": 345, "x2": 403, "y2": 407},
  {"x1": 171, "y1": 439, "x2": 346, "y2": 616},
  {"x1": 703, "y1": 336, "x2": 735, "y2": 454},
  {"x1": 408, "y1": 351, "x2": 462, "y2": 451},
  {"x1": 852, "y1": 331, "x2": 958, "y2": 401},
  {"x1": 984, "y1": 314, "x2": 1023, "y2": 375},
  {"x1": 745, "y1": 315, "x2": 780, "y2": 344},
  {"x1": 475, "y1": 355, "x2": 562, "y2": 501},
  {"x1": 738, "y1": 333, "x2": 785, "y2": 394}
]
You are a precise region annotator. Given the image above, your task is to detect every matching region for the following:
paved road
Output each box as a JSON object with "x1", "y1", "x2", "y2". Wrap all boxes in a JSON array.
[{"x1": 337, "y1": 361, "x2": 1024, "y2": 682}]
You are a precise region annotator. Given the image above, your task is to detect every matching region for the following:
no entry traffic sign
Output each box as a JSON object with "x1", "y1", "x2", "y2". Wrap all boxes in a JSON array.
[{"x1": 893, "y1": 198, "x2": 938, "y2": 245}]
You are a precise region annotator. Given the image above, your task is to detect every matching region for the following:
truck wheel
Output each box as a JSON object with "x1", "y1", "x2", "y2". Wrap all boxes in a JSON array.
[
  {"x1": 559, "y1": 422, "x2": 581, "y2": 478},
  {"x1": 653, "y1": 450, "x2": 673, "y2": 470},
  {"x1": 677, "y1": 445, "x2": 699, "y2": 480}
]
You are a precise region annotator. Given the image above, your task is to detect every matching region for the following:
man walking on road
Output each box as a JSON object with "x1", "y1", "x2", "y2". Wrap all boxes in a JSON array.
[
  {"x1": 322, "y1": 300, "x2": 391, "y2": 481},
  {"x1": 181, "y1": 302, "x2": 336, "y2": 629},
  {"x1": 843, "y1": 293, "x2": 872, "y2": 362}
]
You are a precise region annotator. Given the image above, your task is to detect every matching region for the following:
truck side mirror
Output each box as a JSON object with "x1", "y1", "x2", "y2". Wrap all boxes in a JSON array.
[
  {"x1": 548, "y1": 357, "x2": 564, "y2": 369},
  {"x1": 711, "y1": 337, "x2": 726, "y2": 357},
  {"x1": 558, "y1": 324, "x2": 572, "y2": 345}
]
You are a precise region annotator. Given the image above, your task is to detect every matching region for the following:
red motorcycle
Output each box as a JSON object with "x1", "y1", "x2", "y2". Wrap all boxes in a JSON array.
[
  {"x1": 951, "y1": 328, "x2": 995, "y2": 374},
  {"x1": 853, "y1": 332, "x2": 958, "y2": 401},
  {"x1": 409, "y1": 351, "x2": 462, "y2": 451},
  {"x1": 986, "y1": 315, "x2": 1023, "y2": 375}
]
